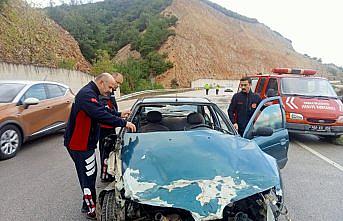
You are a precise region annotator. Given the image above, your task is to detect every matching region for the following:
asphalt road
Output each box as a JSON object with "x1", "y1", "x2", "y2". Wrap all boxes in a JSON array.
[{"x1": 0, "y1": 89, "x2": 342, "y2": 220}]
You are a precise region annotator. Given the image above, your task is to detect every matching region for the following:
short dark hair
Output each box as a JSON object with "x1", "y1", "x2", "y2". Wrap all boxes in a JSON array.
[{"x1": 240, "y1": 77, "x2": 251, "y2": 84}]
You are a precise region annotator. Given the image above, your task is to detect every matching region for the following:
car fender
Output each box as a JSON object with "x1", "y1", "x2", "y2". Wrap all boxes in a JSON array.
[{"x1": 0, "y1": 119, "x2": 25, "y2": 142}]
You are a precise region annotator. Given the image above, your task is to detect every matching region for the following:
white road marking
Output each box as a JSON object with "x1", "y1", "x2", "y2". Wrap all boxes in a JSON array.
[{"x1": 294, "y1": 140, "x2": 343, "y2": 172}]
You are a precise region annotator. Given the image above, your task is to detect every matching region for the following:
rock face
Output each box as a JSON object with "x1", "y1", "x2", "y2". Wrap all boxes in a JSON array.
[
  {"x1": 114, "y1": 44, "x2": 141, "y2": 63},
  {"x1": 0, "y1": 0, "x2": 91, "y2": 72},
  {"x1": 156, "y1": 0, "x2": 339, "y2": 87}
]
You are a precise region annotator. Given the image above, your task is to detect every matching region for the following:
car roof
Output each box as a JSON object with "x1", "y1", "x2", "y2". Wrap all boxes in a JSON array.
[
  {"x1": 0, "y1": 80, "x2": 69, "y2": 88},
  {"x1": 138, "y1": 96, "x2": 212, "y2": 104},
  {"x1": 249, "y1": 74, "x2": 326, "y2": 80}
]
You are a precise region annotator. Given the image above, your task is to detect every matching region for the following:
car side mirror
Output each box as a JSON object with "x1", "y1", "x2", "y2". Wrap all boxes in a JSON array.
[
  {"x1": 252, "y1": 127, "x2": 273, "y2": 137},
  {"x1": 338, "y1": 95, "x2": 343, "y2": 102},
  {"x1": 23, "y1": 97, "x2": 39, "y2": 109}
]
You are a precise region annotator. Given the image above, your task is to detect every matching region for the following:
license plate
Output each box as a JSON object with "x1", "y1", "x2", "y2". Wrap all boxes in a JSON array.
[{"x1": 309, "y1": 125, "x2": 331, "y2": 132}]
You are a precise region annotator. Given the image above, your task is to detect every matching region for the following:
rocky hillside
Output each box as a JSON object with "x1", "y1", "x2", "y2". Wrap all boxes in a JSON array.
[
  {"x1": 154, "y1": 0, "x2": 342, "y2": 87},
  {"x1": 0, "y1": 0, "x2": 91, "y2": 72}
]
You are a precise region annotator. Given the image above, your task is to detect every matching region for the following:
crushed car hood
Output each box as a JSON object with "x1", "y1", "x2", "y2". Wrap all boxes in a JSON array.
[{"x1": 121, "y1": 130, "x2": 280, "y2": 220}]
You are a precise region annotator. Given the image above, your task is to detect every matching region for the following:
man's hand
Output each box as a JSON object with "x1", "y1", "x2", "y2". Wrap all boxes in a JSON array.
[
  {"x1": 126, "y1": 121, "x2": 136, "y2": 132},
  {"x1": 233, "y1": 123, "x2": 238, "y2": 130},
  {"x1": 121, "y1": 110, "x2": 131, "y2": 118}
]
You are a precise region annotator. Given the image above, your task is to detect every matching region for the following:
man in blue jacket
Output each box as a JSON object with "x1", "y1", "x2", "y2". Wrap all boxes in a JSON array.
[
  {"x1": 228, "y1": 77, "x2": 261, "y2": 136},
  {"x1": 64, "y1": 73, "x2": 136, "y2": 220}
]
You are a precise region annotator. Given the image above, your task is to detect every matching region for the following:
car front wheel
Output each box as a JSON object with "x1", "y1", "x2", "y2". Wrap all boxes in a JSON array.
[
  {"x1": 101, "y1": 190, "x2": 125, "y2": 221},
  {"x1": 0, "y1": 125, "x2": 22, "y2": 160}
]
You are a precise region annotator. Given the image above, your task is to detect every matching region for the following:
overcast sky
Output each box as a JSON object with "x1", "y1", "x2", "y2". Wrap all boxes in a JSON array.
[{"x1": 29, "y1": 0, "x2": 343, "y2": 67}]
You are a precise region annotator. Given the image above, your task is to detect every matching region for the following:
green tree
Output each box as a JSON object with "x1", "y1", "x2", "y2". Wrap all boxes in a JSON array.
[
  {"x1": 0, "y1": 0, "x2": 8, "y2": 9},
  {"x1": 45, "y1": 0, "x2": 175, "y2": 93},
  {"x1": 144, "y1": 51, "x2": 173, "y2": 77},
  {"x1": 90, "y1": 50, "x2": 115, "y2": 75}
]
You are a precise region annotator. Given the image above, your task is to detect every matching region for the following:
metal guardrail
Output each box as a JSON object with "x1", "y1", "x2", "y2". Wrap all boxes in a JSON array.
[{"x1": 117, "y1": 88, "x2": 195, "y2": 102}]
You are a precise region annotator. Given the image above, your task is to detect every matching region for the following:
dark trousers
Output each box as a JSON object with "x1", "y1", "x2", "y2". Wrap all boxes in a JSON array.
[
  {"x1": 99, "y1": 127, "x2": 116, "y2": 181},
  {"x1": 216, "y1": 89, "x2": 219, "y2": 95},
  {"x1": 206, "y1": 89, "x2": 209, "y2": 95},
  {"x1": 68, "y1": 149, "x2": 97, "y2": 214}
]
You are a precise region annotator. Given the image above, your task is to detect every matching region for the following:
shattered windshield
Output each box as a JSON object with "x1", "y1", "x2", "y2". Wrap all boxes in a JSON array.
[{"x1": 281, "y1": 77, "x2": 337, "y2": 97}]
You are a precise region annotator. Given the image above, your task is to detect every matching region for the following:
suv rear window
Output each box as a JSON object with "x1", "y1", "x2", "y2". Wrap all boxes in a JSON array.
[
  {"x1": 46, "y1": 84, "x2": 66, "y2": 98},
  {"x1": 0, "y1": 83, "x2": 25, "y2": 103}
]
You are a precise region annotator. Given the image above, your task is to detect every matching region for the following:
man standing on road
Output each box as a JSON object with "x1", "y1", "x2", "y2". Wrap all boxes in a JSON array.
[
  {"x1": 228, "y1": 77, "x2": 261, "y2": 136},
  {"x1": 215, "y1": 84, "x2": 220, "y2": 95},
  {"x1": 64, "y1": 73, "x2": 136, "y2": 220},
  {"x1": 99, "y1": 72, "x2": 129, "y2": 182},
  {"x1": 204, "y1": 83, "x2": 210, "y2": 95}
]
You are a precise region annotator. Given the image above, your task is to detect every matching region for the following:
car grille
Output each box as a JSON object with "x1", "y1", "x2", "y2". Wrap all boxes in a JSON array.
[{"x1": 307, "y1": 118, "x2": 336, "y2": 124}]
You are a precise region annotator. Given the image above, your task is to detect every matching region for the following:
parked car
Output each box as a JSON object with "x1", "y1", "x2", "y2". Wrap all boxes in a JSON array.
[
  {"x1": 99, "y1": 96, "x2": 289, "y2": 221},
  {"x1": 248, "y1": 68, "x2": 343, "y2": 139},
  {"x1": 224, "y1": 88, "x2": 233, "y2": 92},
  {"x1": 0, "y1": 80, "x2": 74, "y2": 160}
]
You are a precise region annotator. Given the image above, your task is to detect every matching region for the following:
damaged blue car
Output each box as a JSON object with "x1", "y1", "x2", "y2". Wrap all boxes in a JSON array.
[{"x1": 99, "y1": 96, "x2": 289, "y2": 221}]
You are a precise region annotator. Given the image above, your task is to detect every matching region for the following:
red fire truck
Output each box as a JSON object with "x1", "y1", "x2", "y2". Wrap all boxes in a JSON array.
[{"x1": 249, "y1": 68, "x2": 343, "y2": 138}]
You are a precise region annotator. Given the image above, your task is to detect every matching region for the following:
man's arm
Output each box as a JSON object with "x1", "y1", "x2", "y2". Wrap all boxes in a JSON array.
[
  {"x1": 79, "y1": 93, "x2": 127, "y2": 127},
  {"x1": 228, "y1": 94, "x2": 237, "y2": 124},
  {"x1": 228, "y1": 94, "x2": 239, "y2": 130}
]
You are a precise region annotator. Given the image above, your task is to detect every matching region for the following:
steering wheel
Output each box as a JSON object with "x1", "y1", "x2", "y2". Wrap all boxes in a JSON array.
[{"x1": 189, "y1": 124, "x2": 212, "y2": 129}]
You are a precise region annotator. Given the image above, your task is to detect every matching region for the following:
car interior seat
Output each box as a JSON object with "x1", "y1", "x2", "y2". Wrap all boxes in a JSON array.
[
  {"x1": 140, "y1": 111, "x2": 169, "y2": 132},
  {"x1": 185, "y1": 112, "x2": 207, "y2": 130}
]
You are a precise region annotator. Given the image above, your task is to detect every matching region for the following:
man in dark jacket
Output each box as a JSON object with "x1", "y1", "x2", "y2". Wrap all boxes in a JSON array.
[
  {"x1": 228, "y1": 77, "x2": 261, "y2": 136},
  {"x1": 99, "y1": 72, "x2": 129, "y2": 182},
  {"x1": 64, "y1": 73, "x2": 136, "y2": 220}
]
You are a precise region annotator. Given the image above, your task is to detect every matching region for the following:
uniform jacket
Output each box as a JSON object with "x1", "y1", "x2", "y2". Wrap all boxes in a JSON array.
[
  {"x1": 99, "y1": 93, "x2": 121, "y2": 129},
  {"x1": 64, "y1": 81, "x2": 127, "y2": 151},
  {"x1": 228, "y1": 90, "x2": 262, "y2": 135}
]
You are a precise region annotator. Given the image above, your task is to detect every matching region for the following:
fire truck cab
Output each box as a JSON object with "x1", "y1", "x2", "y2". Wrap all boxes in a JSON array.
[{"x1": 249, "y1": 68, "x2": 343, "y2": 138}]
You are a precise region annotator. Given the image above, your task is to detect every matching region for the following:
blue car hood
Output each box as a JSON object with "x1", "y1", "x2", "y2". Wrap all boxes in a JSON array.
[{"x1": 121, "y1": 130, "x2": 280, "y2": 220}]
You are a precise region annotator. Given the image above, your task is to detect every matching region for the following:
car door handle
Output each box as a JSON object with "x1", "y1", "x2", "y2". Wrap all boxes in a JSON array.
[
  {"x1": 280, "y1": 138, "x2": 287, "y2": 146},
  {"x1": 66, "y1": 100, "x2": 71, "y2": 104},
  {"x1": 46, "y1": 106, "x2": 51, "y2": 109}
]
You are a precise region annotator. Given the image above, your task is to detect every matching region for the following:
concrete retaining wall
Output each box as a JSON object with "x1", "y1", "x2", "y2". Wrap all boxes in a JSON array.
[
  {"x1": 191, "y1": 78, "x2": 240, "y2": 90},
  {"x1": 0, "y1": 62, "x2": 94, "y2": 93}
]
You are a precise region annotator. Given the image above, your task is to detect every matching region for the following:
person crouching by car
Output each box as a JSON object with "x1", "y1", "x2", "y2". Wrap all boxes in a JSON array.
[
  {"x1": 64, "y1": 73, "x2": 136, "y2": 220},
  {"x1": 99, "y1": 72, "x2": 130, "y2": 183}
]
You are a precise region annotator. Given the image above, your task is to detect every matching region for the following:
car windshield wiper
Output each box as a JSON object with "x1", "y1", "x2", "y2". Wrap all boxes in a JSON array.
[
  {"x1": 312, "y1": 95, "x2": 336, "y2": 99},
  {"x1": 283, "y1": 93, "x2": 336, "y2": 99},
  {"x1": 282, "y1": 93, "x2": 302, "y2": 97},
  {"x1": 283, "y1": 93, "x2": 315, "y2": 99}
]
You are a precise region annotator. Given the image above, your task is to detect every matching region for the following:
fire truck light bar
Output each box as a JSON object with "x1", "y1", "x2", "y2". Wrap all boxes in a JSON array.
[{"x1": 272, "y1": 68, "x2": 317, "y2": 75}]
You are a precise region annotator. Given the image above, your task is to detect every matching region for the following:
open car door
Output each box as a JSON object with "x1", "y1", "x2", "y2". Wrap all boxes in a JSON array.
[{"x1": 243, "y1": 97, "x2": 289, "y2": 169}]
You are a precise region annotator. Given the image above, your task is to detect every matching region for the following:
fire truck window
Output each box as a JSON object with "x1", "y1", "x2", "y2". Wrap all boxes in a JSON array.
[
  {"x1": 281, "y1": 78, "x2": 336, "y2": 97},
  {"x1": 266, "y1": 78, "x2": 278, "y2": 94},
  {"x1": 251, "y1": 78, "x2": 258, "y2": 92},
  {"x1": 256, "y1": 78, "x2": 266, "y2": 94}
]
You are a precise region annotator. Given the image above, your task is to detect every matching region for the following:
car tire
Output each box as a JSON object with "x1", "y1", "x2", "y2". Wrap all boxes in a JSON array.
[
  {"x1": 0, "y1": 124, "x2": 22, "y2": 160},
  {"x1": 101, "y1": 191, "x2": 125, "y2": 221}
]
